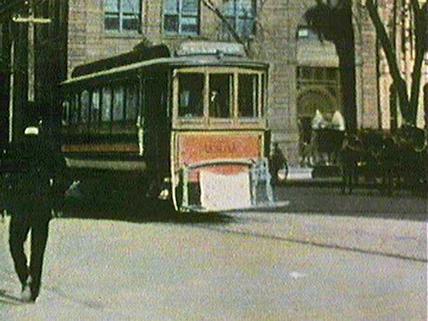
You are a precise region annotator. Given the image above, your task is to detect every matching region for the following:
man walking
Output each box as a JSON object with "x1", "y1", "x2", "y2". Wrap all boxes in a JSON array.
[{"x1": 3, "y1": 125, "x2": 67, "y2": 302}]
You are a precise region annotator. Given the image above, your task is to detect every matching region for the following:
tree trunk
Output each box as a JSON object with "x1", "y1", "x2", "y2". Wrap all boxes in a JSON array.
[
  {"x1": 333, "y1": 1, "x2": 357, "y2": 133},
  {"x1": 336, "y1": 38, "x2": 357, "y2": 133},
  {"x1": 408, "y1": 0, "x2": 426, "y2": 125}
]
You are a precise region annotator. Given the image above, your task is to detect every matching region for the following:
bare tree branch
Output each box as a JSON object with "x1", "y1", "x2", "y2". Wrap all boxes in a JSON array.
[
  {"x1": 408, "y1": 0, "x2": 426, "y2": 118},
  {"x1": 366, "y1": 0, "x2": 411, "y2": 122}
]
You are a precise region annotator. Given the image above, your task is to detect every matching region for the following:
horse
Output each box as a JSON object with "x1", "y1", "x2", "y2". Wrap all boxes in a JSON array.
[
  {"x1": 340, "y1": 131, "x2": 398, "y2": 195},
  {"x1": 340, "y1": 134, "x2": 364, "y2": 194}
]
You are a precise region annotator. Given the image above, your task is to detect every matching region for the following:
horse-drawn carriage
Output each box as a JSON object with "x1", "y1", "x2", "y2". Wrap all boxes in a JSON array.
[
  {"x1": 340, "y1": 126, "x2": 427, "y2": 195},
  {"x1": 313, "y1": 128, "x2": 345, "y2": 165}
]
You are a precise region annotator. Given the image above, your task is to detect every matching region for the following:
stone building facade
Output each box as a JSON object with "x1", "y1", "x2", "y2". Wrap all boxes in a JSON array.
[{"x1": 1, "y1": 0, "x2": 427, "y2": 164}]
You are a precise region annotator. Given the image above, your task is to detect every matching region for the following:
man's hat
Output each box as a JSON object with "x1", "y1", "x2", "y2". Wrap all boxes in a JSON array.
[{"x1": 24, "y1": 126, "x2": 40, "y2": 136}]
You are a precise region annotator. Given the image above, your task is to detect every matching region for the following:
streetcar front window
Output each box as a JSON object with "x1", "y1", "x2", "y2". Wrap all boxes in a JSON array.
[
  {"x1": 238, "y1": 74, "x2": 259, "y2": 118},
  {"x1": 209, "y1": 74, "x2": 233, "y2": 118},
  {"x1": 178, "y1": 73, "x2": 204, "y2": 118}
]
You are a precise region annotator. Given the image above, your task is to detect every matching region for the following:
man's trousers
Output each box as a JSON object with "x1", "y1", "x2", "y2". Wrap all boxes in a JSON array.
[{"x1": 9, "y1": 209, "x2": 51, "y2": 300}]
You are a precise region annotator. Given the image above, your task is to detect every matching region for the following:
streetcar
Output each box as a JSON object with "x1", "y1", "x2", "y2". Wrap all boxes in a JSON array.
[{"x1": 60, "y1": 41, "x2": 273, "y2": 212}]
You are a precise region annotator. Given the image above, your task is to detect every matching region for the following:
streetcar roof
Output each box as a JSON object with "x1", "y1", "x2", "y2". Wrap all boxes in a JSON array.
[{"x1": 61, "y1": 55, "x2": 268, "y2": 87}]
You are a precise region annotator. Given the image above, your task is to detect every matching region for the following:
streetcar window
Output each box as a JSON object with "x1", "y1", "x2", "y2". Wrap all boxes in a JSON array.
[
  {"x1": 70, "y1": 94, "x2": 79, "y2": 124},
  {"x1": 80, "y1": 90, "x2": 90, "y2": 123},
  {"x1": 102, "y1": 87, "x2": 112, "y2": 122},
  {"x1": 261, "y1": 73, "x2": 265, "y2": 117},
  {"x1": 91, "y1": 90, "x2": 101, "y2": 124},
  {"x1": 62, "y1": 100, "x2": 70, "y2": 125},
  {"x1": 209, "y1": 74, "x2": 233, "y2": 118},
  {"x1": 238, "y1": 74, "x2": 259, "y2": 118},
  {"x1": 126, "y1": 84, "x2": 138, "y2": 121},
  {"x1": 178, "y1": 73, "x2": 204, "y2": 118},
  {"x1": 113, "y1": 86, "x2": 125, "y2": 121}
]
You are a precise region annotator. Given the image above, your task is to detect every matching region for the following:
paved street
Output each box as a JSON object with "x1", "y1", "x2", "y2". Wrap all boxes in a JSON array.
[{"x1": 0, "y1": 185, "x2": 426, "y2": 321}]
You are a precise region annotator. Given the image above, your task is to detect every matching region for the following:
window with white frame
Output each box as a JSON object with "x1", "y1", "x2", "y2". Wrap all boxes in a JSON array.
[
  {"x1": 222, "y1": 0, "x2": 256, "y2": 39},
  {"x1": 105, "y1": 0, "x2": 141, "y2": 32},
  {"x1": 164, "y1": 0, "x2": 200, "y2": 35}
]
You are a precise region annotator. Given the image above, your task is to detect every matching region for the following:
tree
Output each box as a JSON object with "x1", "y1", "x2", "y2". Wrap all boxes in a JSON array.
[
  {"x1": 366, "y1": 0, "x2": 427, "y2": 126},
  {"x1": 304, "y1": 0, "x2": 357, "y2": 132},
  {"x1": 306, "y1": 0, "x2": 427, "y2": 129}
]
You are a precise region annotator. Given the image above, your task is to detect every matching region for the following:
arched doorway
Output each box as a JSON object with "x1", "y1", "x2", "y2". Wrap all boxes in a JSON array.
[
  {"x1": 297, "y1": 86, "x2": 338, "y2": 118},
  {"x1": 297, "y1": 85, "x2": 340, "y2": 166},
  {"x1": 297, "y1": 86, "x2": 337, "y2": 147}
]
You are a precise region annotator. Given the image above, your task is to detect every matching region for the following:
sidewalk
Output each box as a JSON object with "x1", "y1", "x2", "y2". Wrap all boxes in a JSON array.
[
  {"x1": 284, "y1": 166, "x2": 342, "y2": 186},
  {"x1": 284, "y1": 166, "x2": 428, "y2": 192}
]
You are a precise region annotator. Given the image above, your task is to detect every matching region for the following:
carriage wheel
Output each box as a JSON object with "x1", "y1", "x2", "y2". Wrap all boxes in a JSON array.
[{"x1": 273, "y1": 162, "x2": 289, "y2": 184}]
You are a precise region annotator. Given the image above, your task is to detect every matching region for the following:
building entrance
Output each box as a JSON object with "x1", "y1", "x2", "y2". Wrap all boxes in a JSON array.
[{"x1": 297, "y1": 66, "x2": 341, "y2": 166}]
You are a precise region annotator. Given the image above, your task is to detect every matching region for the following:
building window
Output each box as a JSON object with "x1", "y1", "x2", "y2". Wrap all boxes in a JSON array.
[
  {"x1": 105, "y1": 0, "x2": 141, "y2": 32},
  {"x1": 222, "y1": 0, "x2": 256, "y2": 39},
  {"x1": 164, "y1": 0, "x2": 200, "y2": 35}
]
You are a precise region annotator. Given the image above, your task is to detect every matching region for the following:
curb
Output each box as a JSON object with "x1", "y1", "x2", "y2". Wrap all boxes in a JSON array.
[{"x1": 281, "y1": 178, "x2": 342, "y2": 188}]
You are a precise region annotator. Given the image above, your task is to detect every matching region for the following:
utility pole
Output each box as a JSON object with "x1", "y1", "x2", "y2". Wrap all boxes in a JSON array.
[
  {"x1": 12, "y1": 0, "x2": 50, "y2": 102},
  {"x1": 8, "y1": 22, "x2": 14, "y2": 143},
  {"x1": 9, "y1": 0, "x2": 50, "y2": 141}
]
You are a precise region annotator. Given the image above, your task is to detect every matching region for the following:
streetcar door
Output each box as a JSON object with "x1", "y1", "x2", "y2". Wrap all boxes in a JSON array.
[{"x1": 143, "y1": 76, "x2": 169, "y2": 178}]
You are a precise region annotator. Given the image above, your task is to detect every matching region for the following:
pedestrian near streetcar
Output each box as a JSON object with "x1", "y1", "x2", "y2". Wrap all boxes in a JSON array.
[
  {"x1": 270, "y1": 142, "x2": 288, "y2": 185},
  {"x1": 1, "y1": 125, "x2": 68, "y2": 302}
]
